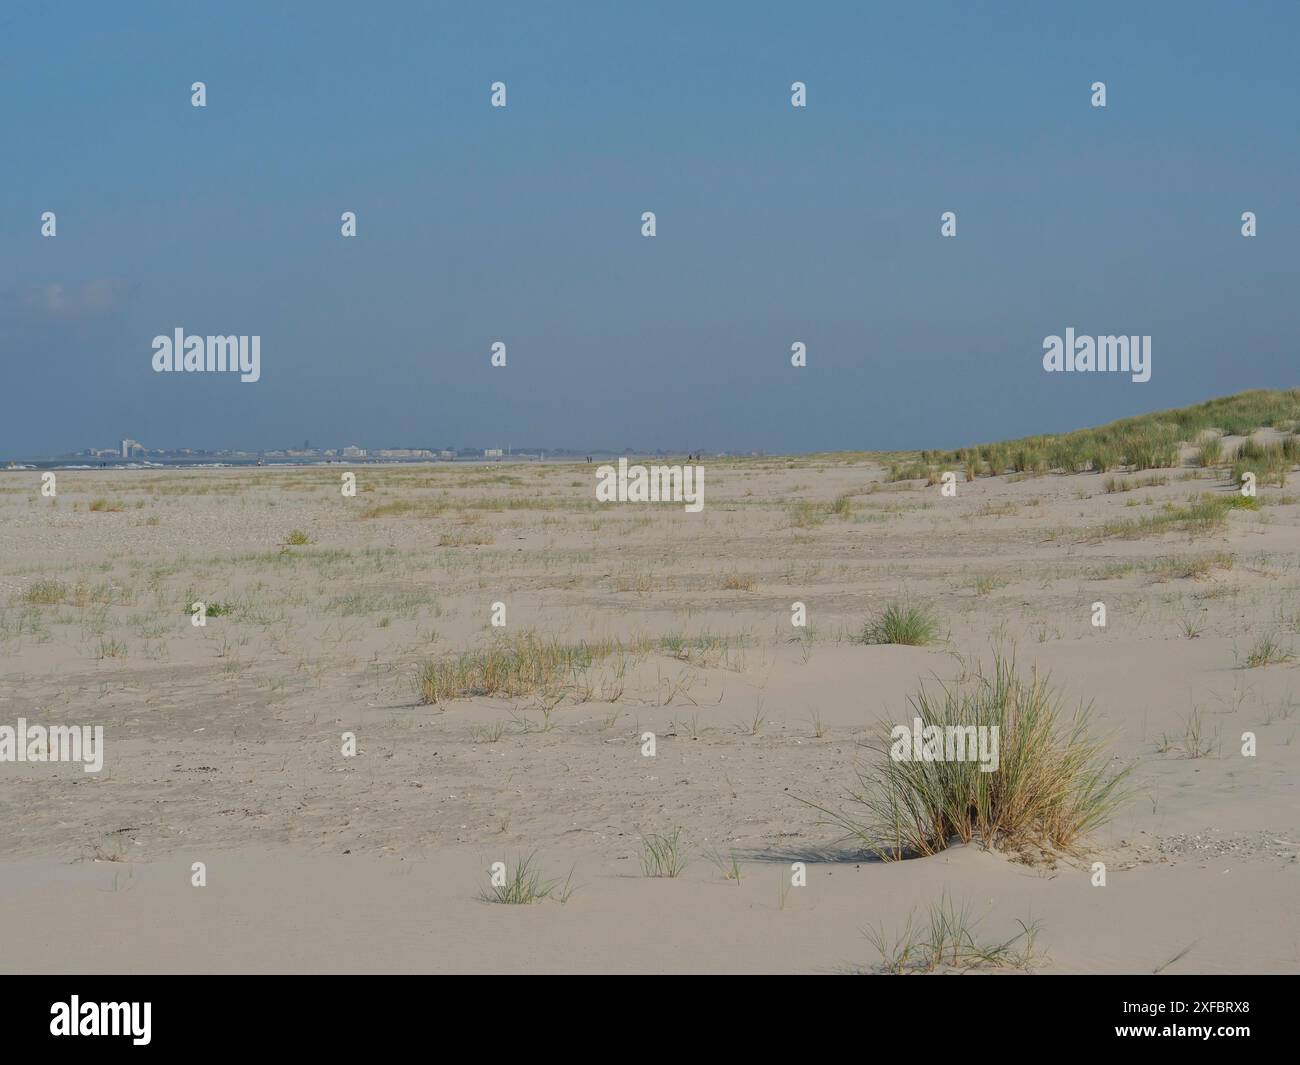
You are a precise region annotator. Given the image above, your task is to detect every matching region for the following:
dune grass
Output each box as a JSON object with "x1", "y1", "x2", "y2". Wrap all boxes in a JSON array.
[
  {"x1": 858, "y1": 602, "x2": 941, "y2": 646},
  {"x1": 970, "y1": 574, "x2": 1008, "y2": 596},
  {"x1": 20, "y1": 579, "x2": 132, "y2": 608},
  {"x1": 789, "y1": 501, "x2": 826, "y2": 527},
  {"x1": 864, "y1": 893, "x2": 1042, "y2": 973},
  {"x1": 1196, "y1": 435, "x2": 1224, "y2": 467},
  {"x1": 20, "y1": 579, "x2": 67, "y2": 605},
  {"x1": 790, "y1": 495, "x2": 855, "y2": 526},
  {"x1": 1096, "y1": 493, "x2": 1257, "y2": 540},
  {"x1": 1088, "y1": 551, "x2": 1234, "y2": 581},
  {"x1": 1244, "y1": 634, "x2": 1293, "y2": 668},
  {"x1": 928, "y1": 389, "x2": 1300, "y2": 476},
  {"x1": 1147, "y1": 552, "x2": 1235, "y2": 581},
  {"x1": 886, "y1": 462, "x2": 930, "y2": 483},
  {"x1": 705, "y1": 847, "x2": 743, "y2": 883},
  {"x1": 417, "y1": 632, "x2": 625, "y2": 703},
  {"x1": 828, "y1": 493, "x2": 854, "y2": 518},
  {"x1": 1230, "y1": 438, "x2": 1293, "y2": 488},
  {"x1": 358, "y1": 499, "x2": 435, "y2": 520},
  {"x1": 640, "y1": 827, "x2": 689, "y2": 877},
  {"x1": 1104, "y1": 474, "x2": 1168, "y2": 493},
  {"x1": 802, "y1": 654, "x2": 1130, "y2": 860},
  {"x1": 481, "y1": 854, "x2": 571, "y2": 904}
]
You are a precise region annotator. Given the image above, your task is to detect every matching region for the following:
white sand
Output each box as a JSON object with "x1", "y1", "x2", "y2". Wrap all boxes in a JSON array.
[{"x1": 1, "y1": 458, "x2": 1297, "y2": 973}]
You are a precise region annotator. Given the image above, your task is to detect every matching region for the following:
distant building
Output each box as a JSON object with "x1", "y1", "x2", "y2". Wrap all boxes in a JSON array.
[
  {"x1": 342, "y1": 445, "x2": 367, "y2": 459},
  {"x1": 120, "y1": 438, "x2": 142, "y2": 458},
  {"x1": 484, "y1": 448, "x2": 504, "y2": 458}
]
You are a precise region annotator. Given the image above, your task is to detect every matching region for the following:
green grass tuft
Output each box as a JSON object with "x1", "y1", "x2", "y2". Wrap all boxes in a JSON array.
[
  {"x1": 802, "y1": 653, "x2": 1131, "y2": 860},
  {"x1": 858, "y1": 602, "x2": 941, "y2": 646},
  {"x1": 481, "y1": 854, "x2": 571, "y2": 904},
  {"x1": 1244, "y1": 633, "x2": 1293, "y2": 668},
  {"x1": 864, "y1": 892, "x2": 1042, "y2": 973},
  {"x1": 640, "y1": 827, "x2": 689, "y2": 877}
]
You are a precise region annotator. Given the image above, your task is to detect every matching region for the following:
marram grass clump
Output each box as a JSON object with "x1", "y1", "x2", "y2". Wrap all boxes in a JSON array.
[
  {"x1": 857, "y1": 602, "x2": 941, "y2": 646},
  {"x1": 803, "y1": 654, "x2": 1130, "y2": 860}
]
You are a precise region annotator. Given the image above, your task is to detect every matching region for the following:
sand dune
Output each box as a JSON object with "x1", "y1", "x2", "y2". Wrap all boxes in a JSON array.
[{"x1": 1, "y1": 449, "x2": 1297, "y2": 973}]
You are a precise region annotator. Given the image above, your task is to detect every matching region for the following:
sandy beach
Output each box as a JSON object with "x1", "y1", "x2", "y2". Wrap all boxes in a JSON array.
[{"x1": 2, "y1": 442, "x2": 1297, "y2": 973}]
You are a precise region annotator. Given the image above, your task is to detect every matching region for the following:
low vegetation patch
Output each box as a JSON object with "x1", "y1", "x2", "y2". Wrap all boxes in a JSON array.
[
  {"x1": 1148, "y1": 552, "x2": 1235, "y2": 581},
  {"x1": 326, "y1": 590, "x2": 430, "y2": 617},
  {"x1": 970, "y1": 574, "x2": 1009, "y2": 596},
  {"x1": 886, "y1": 461, "x2": 930, "y2": 483},
  {"x1": 358, "y1": 499, "x2": 435, "y2": 519},
  {"x1": 1089, "y1": 552, "x2": 1234, "y2": 582},
  {"x1": 481, "y1": 854, "x2": 574, "y2": 904},
  {"x1": 923, "y1": 389, "x2": 1300, "y2": 477},
  {"x1": 1196, "y1": 436, "x2": 1223, "y2": 467},
  {"x1": 864, "y1": 893, "x2": 1041, "y2": 973},
  {"x1": 190, "y1": 600, "x2": 232, "y2": 617},
  {"x1": 1229, "y1": 437, "x2": 1294, "y2": 488},
  {"x1": 857, "y1": 602, "x2": 941, "y2": 646},
  {"x1": 417, "y1": 633, "x2": 625, "y2": 703},
  {"x1": 438, "y1": 530, "x2": 494, "y2": 547},
  {"x1": 1244, "y1": 634, "x2": 1293, "y2": 668},
  {"x1": 1104, "y1": 474, "x2": 1169, "y2": 493},
  {"x1": 802, "y1": 654, "x2": 1130, "y2": 860},
  {"x1": 657, "y1": 632, "x2": 744, "y2": 670},
  {"x1": 789, "y1": 495, "x2": 855, "y2": 526},
  {"x1": 20, "y1": 579, "x2": 67, "y2": 605},
  {"x1": 640, "y1": 827, "x2": 689, "y2": 878},
  {"x1": 1096, "y1": 493, "x2": 1257, "y2": 540}
]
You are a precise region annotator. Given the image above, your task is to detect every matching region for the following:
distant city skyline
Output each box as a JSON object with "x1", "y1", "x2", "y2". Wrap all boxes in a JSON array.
[
  {"x1": 9, "y1": 436, "x2": 735, "y2": 465},
  {"x1": 4, "y1": 1, "x2": 1298, "y2": 456},
  {"x1": 28, "y1": 438, "x2": 722, "y2": 459}
]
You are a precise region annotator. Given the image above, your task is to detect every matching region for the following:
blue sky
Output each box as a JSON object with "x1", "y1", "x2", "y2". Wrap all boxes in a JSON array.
[{"x1": 3, "y1": 1, "x2": 1298, "y2": 455}]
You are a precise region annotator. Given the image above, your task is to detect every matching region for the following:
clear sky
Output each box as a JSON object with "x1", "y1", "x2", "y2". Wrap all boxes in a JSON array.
[{"x1": 3, "y1": 0, "x2": 1298, "y2": 455}]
